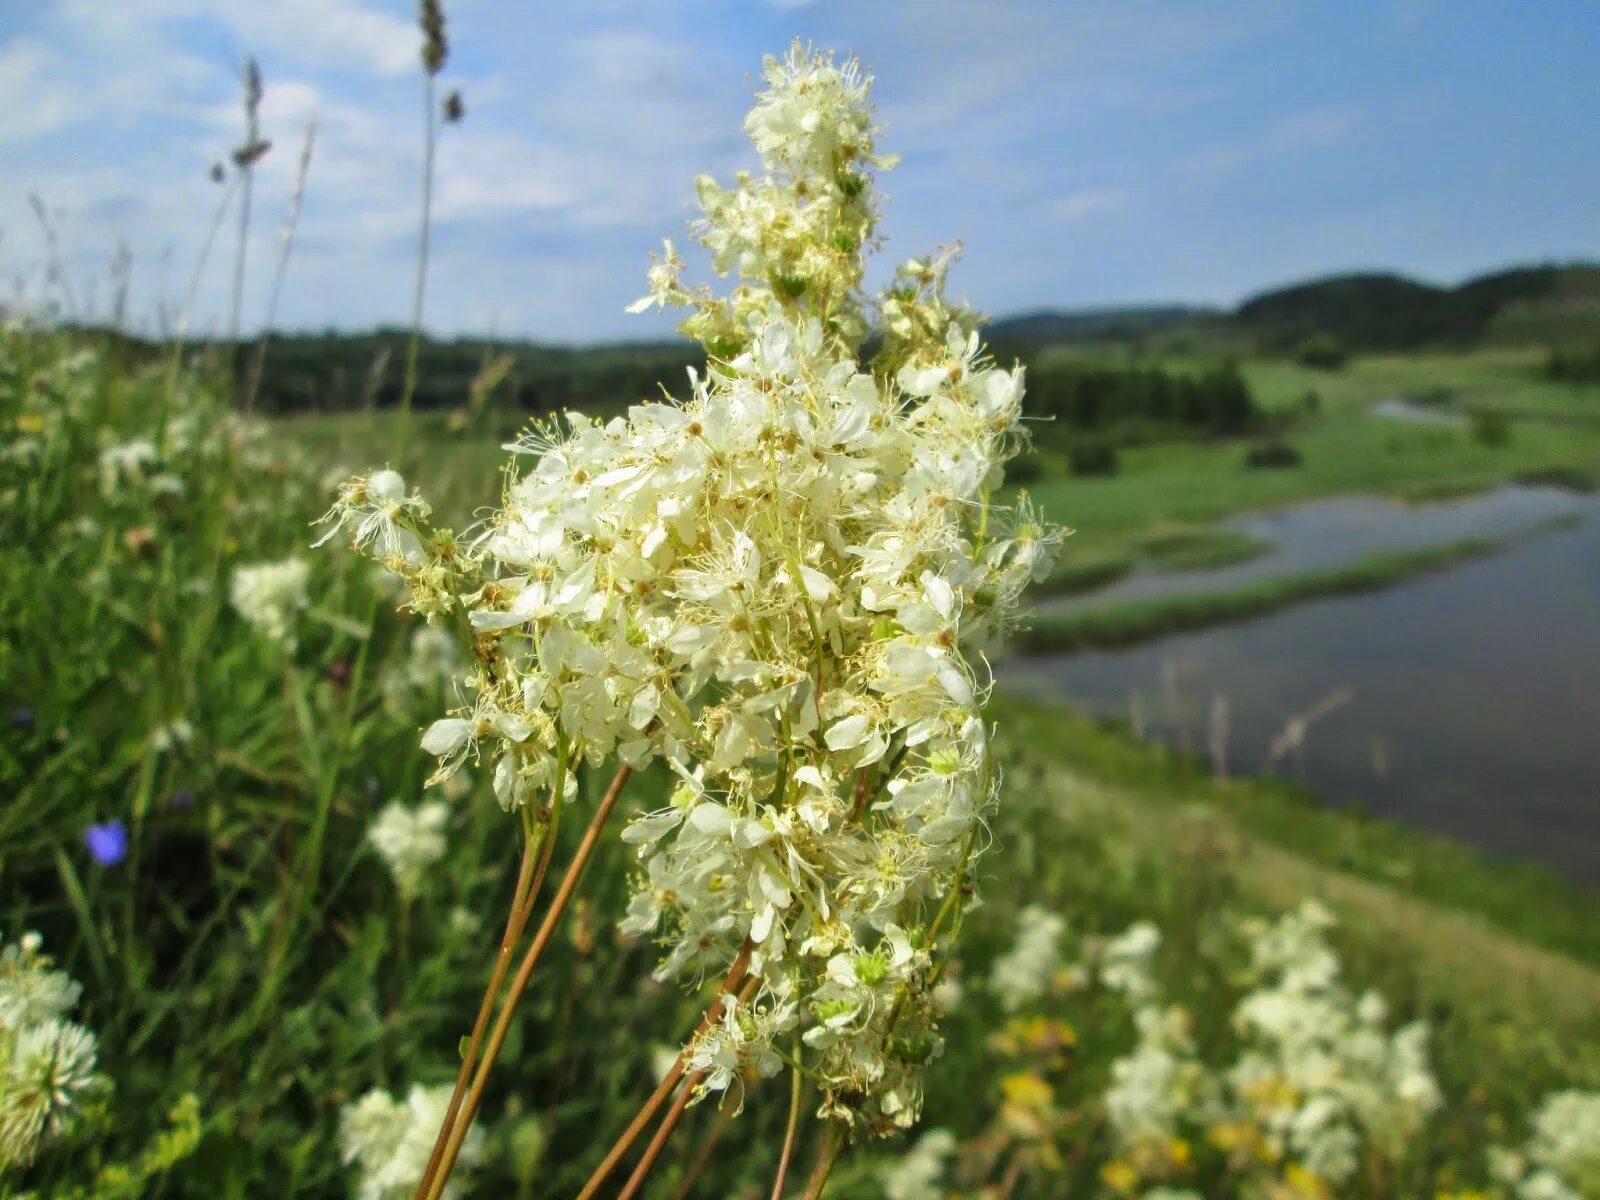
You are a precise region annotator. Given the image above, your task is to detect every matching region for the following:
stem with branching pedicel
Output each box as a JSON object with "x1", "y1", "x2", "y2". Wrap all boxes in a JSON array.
[
  {"x1": 798, "y1": 1120, "x2": 846, "y2": 1200},
  {"x1": 415, "y1": 743, "x2": 568, "y2": 1198},
  {"x1": 576, "y1": 942, "x2": 756, "y2": 1200},
  {"x1": 420, "y1": 764, "x2": 632, "y2": 1200},
  {"x1": 769, "y1": 1051, "x2": 805, "y2": 1200}
]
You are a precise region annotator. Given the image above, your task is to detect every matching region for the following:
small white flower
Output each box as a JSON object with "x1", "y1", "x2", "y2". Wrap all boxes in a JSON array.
[
  {"x1": 230, "y1": 558, "x2": 310, "y2": 647},
  {"x1": 367, "y1": 802, "x2": 449, "y2": 899}
]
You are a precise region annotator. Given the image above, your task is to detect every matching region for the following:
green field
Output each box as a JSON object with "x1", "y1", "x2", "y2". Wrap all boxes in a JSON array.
[{"x1": 6, "y1": 326, "x2": 1598, "y2": 1199}]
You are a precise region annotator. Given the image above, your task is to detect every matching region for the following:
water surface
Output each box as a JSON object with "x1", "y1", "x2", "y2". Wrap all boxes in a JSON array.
[
  {"x1": 1009, "y1": 493, "x2": 1600, "y2": 884},
  {"x1": 1047, "y1": 485, "x2": 1587, "y2": 612}
]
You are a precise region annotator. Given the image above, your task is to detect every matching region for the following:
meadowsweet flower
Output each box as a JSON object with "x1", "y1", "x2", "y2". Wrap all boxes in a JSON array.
[
  {"x1": 83, "y1": 820, "x2": 127, "y2": 867},
  {"x1": 1228, "y1": 902, "x2": 1441, "y2": 1186},
  {"x1": 991, "y1": 906, "x2": 1067, "y2": 1013},
  {"x1": 1105, "y1": 1006, "x2": 1211, "y2": 1162},
  {"x1": 1099, "y1": 921, "x2": 1162, "y2": 1004},
  {"x1": 880, "y1": 1127, "x2": 957, "y2": 1200},
  {"x1": 97, "y1": 437, "x2": 158, "y2": 495},
  {"x1": 340, "y1": 1084, "x2": 484, "y2": 1200},
  {"x1": 148, "y1": 718, "x2": 194, "y2": 755},
  {"x1": 230, "y1": 557, "x2": 310, "y2": 647},
  {"x1": 1492, "y1": 1091, "x2": 1600, "y2": 1200},
  {"x1": 315, "y1": 469, "x2": 429, "y2": 565},
  {"x1": 1526, "y1": 1092, "x2": 1600, "y2": 1197},
  {"x1": 367, "y1": 801, "x2": 449, "y2": 900},
  {"x1": 0, "y1": 932, "x2": 107, "y2": 1171},
  {"x1": 328, "y1": 40, "x2": 1058, "y2": 1138}
]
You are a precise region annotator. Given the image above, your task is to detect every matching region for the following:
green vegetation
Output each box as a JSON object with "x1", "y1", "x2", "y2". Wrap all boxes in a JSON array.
[
  {"x1": 1237, "y1": 263, "x2": 1600, "y2": 350},
  {"x1": 1549, "y1": 341, "x2": 1600, "y2": 383},
  {"x1": 1018, "y1": 536, "x2": 1506, "y2": 652},
  {"x1": 1003, "y1": 352, "x2": 1258, "y2": 440},
  {"x1": 990, "y1": 696, "x2": 1600, "y2": 975},
  {"x1": 1138, "y1": 525, "x2": 1271, "y2": 571},
  {"x1": 5, "y1": 322, "x2": 1597, "y2": 1198}
]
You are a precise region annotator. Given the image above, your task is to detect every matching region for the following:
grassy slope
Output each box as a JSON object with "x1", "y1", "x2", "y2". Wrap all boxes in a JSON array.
[{"x1": 991, "y1": 695, "x2": 1600, "y2": 978}]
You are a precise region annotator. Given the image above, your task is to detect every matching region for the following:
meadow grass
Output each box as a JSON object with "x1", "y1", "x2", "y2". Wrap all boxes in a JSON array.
[
  {"x1": 1017, "y1": 535, "x2": 1508, "y2": 651},
  {"x1": 6, "y1": 330, "x2": 1598, "y2": 1197}
]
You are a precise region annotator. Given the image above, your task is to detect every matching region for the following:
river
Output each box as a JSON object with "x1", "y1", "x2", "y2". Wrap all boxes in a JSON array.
[{"x1": 1005, "y1": 486, "x2": 1600, "y2": 885}]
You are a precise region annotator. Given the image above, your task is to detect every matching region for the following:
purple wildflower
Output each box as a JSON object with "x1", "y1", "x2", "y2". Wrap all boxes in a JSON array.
[{"x1": 84, "y1": 820, "x2": 128, "y2": 867}]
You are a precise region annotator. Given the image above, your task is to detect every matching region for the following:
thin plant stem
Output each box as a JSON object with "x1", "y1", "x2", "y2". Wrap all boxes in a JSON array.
[
  {"x1": 397, "y1": 73, "x2": 437, "y2": 460},
  {"x1": 229, "y1": 58, "x2": 263, "y2": 349},
  {"x1": 769, "y1": 1056, "x2": 804, "y2": 1200},
  {"x1": 164, "y1": 176, "x2": 239, "y2": 418},
  {"x1": 417, "y1": 753, "x2": 567, "y2": 1197},
  {"x1": 798, "y1": 1121, "x2": 845, "y2": 1200},
  {"x1": 422, "y1": 765, "x2": 633, "y2": 1200},
  {"x1": 576, "y1": 941, "x2": 755, "y2": 1200},
  {"x1": 617, "y1": 1065, "x2": 704, "y2": 1200},
  {"x1": 612, "y1": 975, "x2": 759, "y2": 1200},
  {"x1": 413, "y1": 826, "x2": 541, "y2": 1196},
  {"x1": 670, "y1": 1098, "x2": 740, "y2": 1200},
  {"x1": 244, "y1": 119, "x2": 316, "y2": 415}
]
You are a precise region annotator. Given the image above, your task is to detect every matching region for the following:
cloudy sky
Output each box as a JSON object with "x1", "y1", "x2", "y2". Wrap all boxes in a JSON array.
[{"x1": 3, "y1": 1, "x2": 1596, "y2": 342}]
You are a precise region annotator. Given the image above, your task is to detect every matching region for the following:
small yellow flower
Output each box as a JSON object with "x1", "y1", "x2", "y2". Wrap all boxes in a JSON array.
[
  {"x1": 1282, "y1": 1162, "x2": 1332, "y2": 1199},
  {"x1": 16, "y1": 413, "x2": 44, "y2": 433},
  {"x1": 1000, "y1": 1071, "x2": 1053, "y2": 1112},
  {"x1": 1100, "y1": 1160, "x2": 1139, "y2": 1195}
]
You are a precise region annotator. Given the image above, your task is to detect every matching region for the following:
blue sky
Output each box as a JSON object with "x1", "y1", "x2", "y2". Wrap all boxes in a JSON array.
[{"x1": 2, "y1": 1, "x2": 1596, "y2": 342}]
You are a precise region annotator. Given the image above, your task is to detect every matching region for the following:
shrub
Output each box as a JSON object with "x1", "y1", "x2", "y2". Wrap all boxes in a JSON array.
[
  {"x1": 1294, "y1": 333, "x2": 1349, "y2": 370},
  {"x1": 1069, "y1": 442, "x2": 1120, "y2": 476},
  {"x1": 1547, "y1": 343, "x2": 1600, "y2": 383},
  {"x1": 1244, "y1": 439, "x2": 1303, "y2": 469},
  {"x1": 1472, "y1": 409, "x2": 1513, "y2": 447}
]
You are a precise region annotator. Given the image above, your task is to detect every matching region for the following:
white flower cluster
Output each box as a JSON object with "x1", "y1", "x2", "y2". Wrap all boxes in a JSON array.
[
  {"x1": 1228, "y1": 901, "x2": 1442, "y2": 1186},
  {"x1": 230, "y1": 557, "x2": 310, "y2": 647},
  {"x1": 383, "y1": 624, "x2": 465, "y2": 712},
  {"x1": 339, "y1": 1083, "x2": 485, "y2": 1200},
  {"x1": 1099, "y1": 920, "x2": 1162, "y2": 1005},
  {"x1": 879, "y1": 1126, "x2": 956, "y2": 1200},
  {"x1": 1097, "y1": 924, "x2": 1218, "y2": 1162},
  {"x1": 325, "y1": 43, "x2": 1057, "y2": 1136},
  {"x1": 990, "y1": 906, "x2": 1067, "y2": 1013},
  {"x1": 1492, "y1": 1090, "x2": 1600, "y2": 1200},
  {"x1": 0, "y1": 931, "x2": 107, "y2": 1172},
  {"x1": 367, "y1": 801, "x2": 450, "y2": 900},
  {"x1": 97, "y1": 436, "x2": 159, "y2": 495}
]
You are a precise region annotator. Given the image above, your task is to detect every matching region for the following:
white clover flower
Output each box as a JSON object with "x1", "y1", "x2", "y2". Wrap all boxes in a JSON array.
[
  {"x1": 0, "y1": 932, "x2": 106, "y2": 1171},
  {"x1": 880, "y1": 1127, "x2": 956, "y2": 1200},
  {"x1": 230, "y1": 558, "x2": 310, "y2": 647},
  {"x1": 367, "y1": 801, "x2": 449, "y2": 900},
  {"x1": 990, "y1": 906, "x2": 1067, "y2": 1013},
  {"x1": 340, "y1": 1084, "x2": 484, "y2": 1200}
]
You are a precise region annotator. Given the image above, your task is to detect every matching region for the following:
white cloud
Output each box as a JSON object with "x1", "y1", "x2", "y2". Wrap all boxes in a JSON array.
[
  {"x1": 1184, "y1": 108, "x2": 1360, "y2": 180},
  {"x1": 1051, "y1": 187, "x2": 1130, "y2": 223}
]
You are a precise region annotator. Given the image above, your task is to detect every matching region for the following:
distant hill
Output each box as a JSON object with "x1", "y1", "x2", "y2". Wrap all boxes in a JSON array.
[
  {"x1": 985, "y1": 262, "x2": 1600, "y2": 353},
  {"x1": 1234, "y1": 262, "x2": 1600, "y2": 350},
  {"x1": 986, "y1": 305, "x2": 1219, "y2": 345}
]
